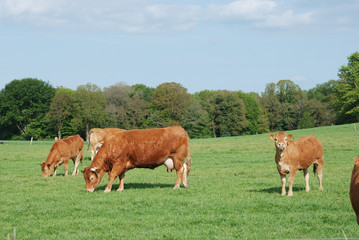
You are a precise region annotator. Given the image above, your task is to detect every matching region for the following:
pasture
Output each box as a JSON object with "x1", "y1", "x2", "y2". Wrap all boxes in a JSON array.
[{"x1": 1, "y1": 124, "x2": 358, "y2": 239}]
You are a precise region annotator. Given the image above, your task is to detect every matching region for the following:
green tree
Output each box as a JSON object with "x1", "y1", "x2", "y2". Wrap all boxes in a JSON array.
[
  {"x1": 307, "y1": 80, "x2": 338, "y2": 103},
  {"x1": 152, "y1": 82, "x2": 191, "y2": 124},
  {"x1": 131, "y1": 84, "x2": 155, "y2": 102},
  {"x1": 103, "y1": 83, "x2": 150, "y2": 129},
  {"x1": 238, "y1": 91, "x2": 268, "y2": 134},
  {"x1": 298, "y1": 111, "x2": 314, "y2": 129},
  {"x1": 197, "y1": 90, "x2": 248, "y2": 137},
  {"x1": 46, "y1": 89, "x2": 75, "y2": 139},
  {"x1": 261, "y1": 80, "x2": 304, "y2": 131},
  {"x1": 72, "y1": 83, "x2": 107, "y2": 141},
  {"x1": 333, "y1": 52, "x2": 359, "y2": 123},
  {"x1": 0, "y1": 78, "x2": 55, "y2": 139},
  {"x1": 181, "y1": 97, "x2": 211, "y2": 138}
]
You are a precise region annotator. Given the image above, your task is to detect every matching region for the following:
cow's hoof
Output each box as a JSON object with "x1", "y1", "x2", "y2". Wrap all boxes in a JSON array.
[
  {"x1": 116, "y1": 188, "x2": 124, "y2": 192},
  {"x1": 104, "y1": 188, "x2": 111, "y2": 193},
  {"x1": 173, "y1": 186, "x2": 180, "y2": 190}
]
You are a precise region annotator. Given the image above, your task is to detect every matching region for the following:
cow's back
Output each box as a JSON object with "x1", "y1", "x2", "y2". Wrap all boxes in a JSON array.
[
  {"x1": 351, "y1": 157, "x2": 359, "y2": 224},
  {"x1": 47, "y1": 140, "x2": 70, "y2": 163},
  {"x1": 286, "y1": 135, "x2": 323, "y2": 168},
  {"x1": 105, "y1": 126, "x2": 189, "y2": 166},
  {"x1": 62, "y1": 135, "x2": 84, "y2": 157}
]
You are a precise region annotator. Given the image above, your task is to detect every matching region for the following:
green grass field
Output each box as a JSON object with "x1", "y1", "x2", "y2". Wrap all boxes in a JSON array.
[{"x1": 1, "y1": 124, "x2": 358, "y2": 239}]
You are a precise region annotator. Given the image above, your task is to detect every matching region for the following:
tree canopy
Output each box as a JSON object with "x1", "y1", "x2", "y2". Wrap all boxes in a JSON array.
[
  {"x1": 0, "y1": 52, "x2": 357, "y2": 140},
  {"x1": 0, "y1": 78, "x2": 55, "y2": 139}
]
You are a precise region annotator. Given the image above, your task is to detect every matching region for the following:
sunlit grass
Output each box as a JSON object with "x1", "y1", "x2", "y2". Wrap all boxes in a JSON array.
[{"x1": 1, "y1": 123, "x2": 358, "y2": 239}]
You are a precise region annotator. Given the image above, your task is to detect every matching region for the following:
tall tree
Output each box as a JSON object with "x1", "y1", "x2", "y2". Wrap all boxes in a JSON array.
[
  {"x1": 103, "y1": 83, "x2": 150, "y2": 129},
  {"x1": 333, "y1": 52, "x2": 359, "y2": 123},
  {"x1": 238, "y1": 91, "x2": 266, "y2": 134},
  {"x1": 181, "y1": 97, "x2": 211, "y2": 138},
  {"x1": 46, "y1": 89, "x2": 74, "y2": 139},
  {"x1": 152, "y1": 82, "x2": 191, "y2": 124},
  {"x1": 0, "y1": 78, "x2": 55, "y2": 139},
  {"x1": 307, "y1": 80, "x2": 338, "y2": 103},
  {"x1": 197, "y1": 90, "x2": 248, "y2": 137},
  {"x1": 72, "y1": 83, "x2": 107, "y2": 141},
  {"x1": 261, "y1": 80, "x2": 303, "y2": 131}
]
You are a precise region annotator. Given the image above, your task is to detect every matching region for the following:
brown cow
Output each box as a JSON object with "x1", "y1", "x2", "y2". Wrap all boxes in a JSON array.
[
  {"x1": 82, "y1": 126, "x2": 192, "y2": 193},
  {"x1": 88, "y1": 128, "x2": 126, "y2": 161},
  {"x1": 269, "y1": 132, "x2": 324, "y2": 196},
  {"x1": 41, "y1": 135, "x2": 84, "y2": 177},
  {"x1": 350, "y1": 157, "x2": 359, "y2": 224}
]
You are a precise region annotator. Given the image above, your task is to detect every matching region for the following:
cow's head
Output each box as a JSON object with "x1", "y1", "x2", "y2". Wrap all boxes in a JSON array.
[
  {"x1": 40, "y1": 162, "x2": 53, "y2": 177},
  {"x1": 269, "y1": 132, "x2": 293, "y2": 151},
  {"x1": 82, "y1": 166, "x2": 102, "y2": 192}
]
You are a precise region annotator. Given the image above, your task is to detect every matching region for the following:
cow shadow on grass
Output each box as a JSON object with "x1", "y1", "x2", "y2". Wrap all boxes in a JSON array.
[
  {"x1": 96, "y1": 182, "x2": 173, "y2": 191},
  {"x1": 250, "y1": 186, "x2": 306, "y2": 195}
]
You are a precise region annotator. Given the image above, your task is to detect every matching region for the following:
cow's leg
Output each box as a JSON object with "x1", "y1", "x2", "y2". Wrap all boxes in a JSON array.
[
  {"x1": 53, "y1": 167, "x2": 57, "y2": 177},
  {"x1": 117, "y1": 172, "x2": 125, "y2": 192},
  {"x1": 288, "y1": 169, "x2": 298, "y2": 196},
  {"x1": 91, "y1": 146, "x2": 95, "y2": 161},
  {"x1": 280, "y1": 173, "x2": 286, "y2": 196},
  {"x1": 174, "y1": 167, "x2": 183, "y2": 189},
  {"x1": 303, "y1": 168, "x2": 310, "y2": 192},
  {"x1": 72, "y1": 150, "x2": 83, "y2": 175},
  {"x1": 181, "y1": 162, "x2": 189, "y2": 188},
  {"x1": 316, "y1": 158, "x2": 324, "y2": 191},
  {"x1": 105, "y1": 163, "x2": 125, "y2": 193},
  {"x1": 64, "y1": 158, "x2": 69, "y2": 176}
]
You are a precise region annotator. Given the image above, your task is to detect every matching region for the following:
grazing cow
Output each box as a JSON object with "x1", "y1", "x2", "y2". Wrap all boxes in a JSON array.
[
  {"x1": 269, "y1": 132, "x2": 324, "y2": 196},
  {"x1": 82, "y1": 126, "x2": 192, "y2": 193},
  {"x1": 41, "y1": 135, "x2": 84, "y2": 177},
  {"x1": 350, "y1": 157, "x2": 359, "y2": 224},
  {"x1": 88, "y1": 128, "x2": 126, "y2": 161}
]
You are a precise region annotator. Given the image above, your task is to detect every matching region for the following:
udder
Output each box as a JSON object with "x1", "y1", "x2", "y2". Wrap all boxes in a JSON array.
[{"x1": 164, "y1": 158, "x2": 174, "y2": 172}]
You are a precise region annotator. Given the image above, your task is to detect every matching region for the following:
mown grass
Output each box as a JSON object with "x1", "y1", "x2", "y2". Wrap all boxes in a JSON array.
[{"x1": 1, "y1": 124, "x2": 358, "y2": 239}]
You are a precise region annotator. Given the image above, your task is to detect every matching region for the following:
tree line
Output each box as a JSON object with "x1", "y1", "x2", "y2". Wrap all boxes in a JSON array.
[{"x1": 0, "y1": 52, "x2": 358, "y2": 140}]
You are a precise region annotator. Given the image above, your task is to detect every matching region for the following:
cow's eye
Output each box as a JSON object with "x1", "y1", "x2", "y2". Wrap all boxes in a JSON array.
[
  {"x1": 285, "y1": 138, "x2": 287, "y2": 141},
  {"x1": 274, "y1": 138, "x2": 278, "y2": 141},
  {"x1": 90, "y1": 176, "x2": 94, "y2": 181}
]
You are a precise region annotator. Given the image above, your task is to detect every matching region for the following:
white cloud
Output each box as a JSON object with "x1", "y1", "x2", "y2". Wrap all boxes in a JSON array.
[
  {"x1": 207, "y1": 0, "x2": 278, "y2": 21},
  {"x1": 0, "y1": 0, "x2": 356, "y2": 33},
  {"x1": 207, "y1": 0, "x2": 313, "y2": 28}
]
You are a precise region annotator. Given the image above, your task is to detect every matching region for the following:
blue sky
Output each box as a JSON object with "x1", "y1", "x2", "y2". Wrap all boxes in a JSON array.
[{"x1": 0, "y1": 0, "x2": 358, "y2": 94}]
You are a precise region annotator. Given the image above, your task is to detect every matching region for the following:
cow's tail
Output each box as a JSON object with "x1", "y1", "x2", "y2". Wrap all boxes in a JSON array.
[
  {"x1": 186, "y1": 151, "x2": 192, "y2": 175},
  {"x1": 313, "y1": 163, "x2": 318, "y2": 175}
]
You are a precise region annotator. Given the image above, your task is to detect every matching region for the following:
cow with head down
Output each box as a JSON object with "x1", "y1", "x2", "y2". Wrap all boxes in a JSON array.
[
  {"x1": 350, "y1": 156, "x2": 359, "y2": 224},
  {"x1": 41, "y1": 135, "x2": 84, "y2": 177},
  {"x1": 269, "y1": 132, "x2": 324, "y2": 196},
  {"x1": 82, "y1": 126, "x2": 192, "y2": 193},
  {"x1": 88, "y1": 128, "x2": 126, "y2": 161}
]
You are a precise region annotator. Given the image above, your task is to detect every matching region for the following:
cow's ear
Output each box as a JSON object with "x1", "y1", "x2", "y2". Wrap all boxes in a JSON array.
[
  {"x1": 81, "y1": 166, "x2": 88, "y2": 174},
  {"x1": 268, "y1": 134, "x2": 274, "y2": 140},
  {"x1": 47, "y1": 164, "x2": 51, "y2": 169},
  {"x1": 287, "y1": 134, "x2": 294, "y2": 140}
]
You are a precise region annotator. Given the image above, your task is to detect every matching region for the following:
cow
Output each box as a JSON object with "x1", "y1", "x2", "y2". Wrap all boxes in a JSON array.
[
  {"x1": 88, "y1": 128, "x2": 126, "y2": 161},
  {"x1": 41, "y1": 135, "x2": 84, "y2": 177},
  {"x1": 269, "y1": 132, "x2": 324, "y2": 196},
  {"x1": 82, "y1": 126, "x2": 192, "y2": 193},
  {"x1": 350, "y1": 157, "x2": 359, "y2": 224}
]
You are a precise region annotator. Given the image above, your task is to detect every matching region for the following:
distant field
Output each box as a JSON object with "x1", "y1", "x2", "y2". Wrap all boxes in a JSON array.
[{"x1": 1, "y1": 124, "x2": 358, "y2": 239}]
